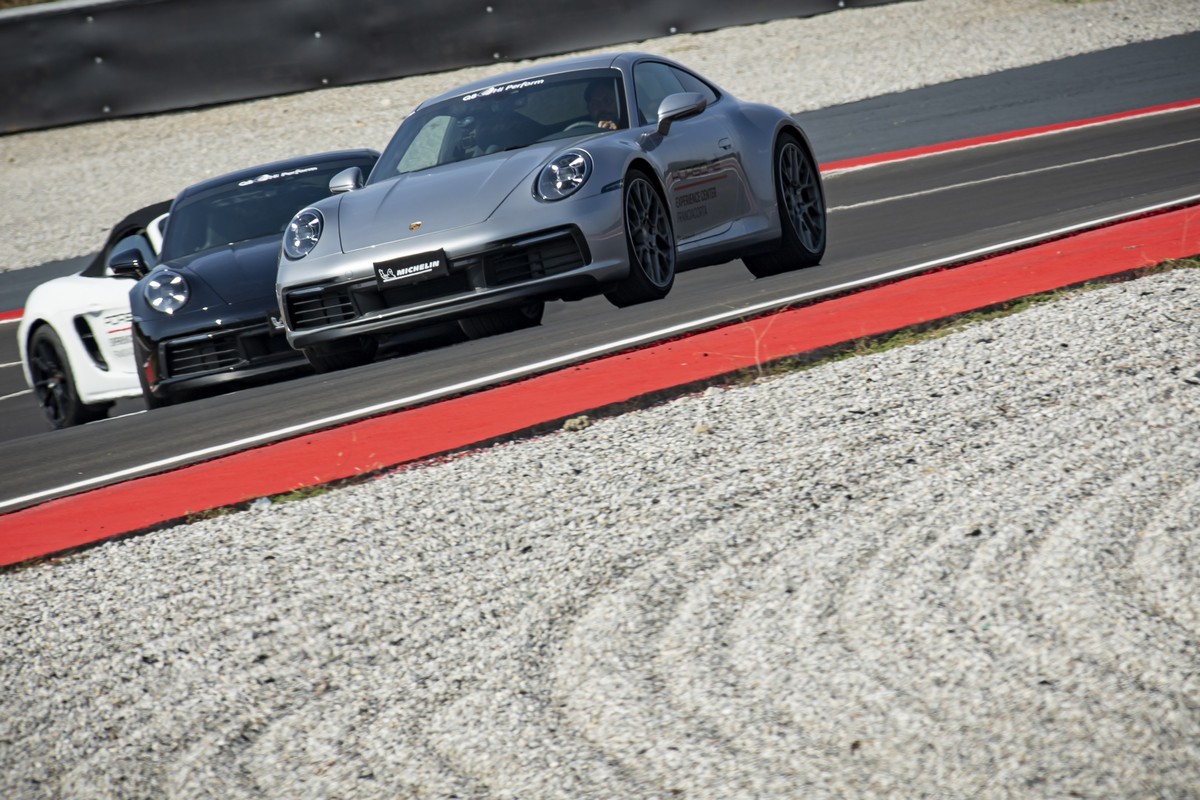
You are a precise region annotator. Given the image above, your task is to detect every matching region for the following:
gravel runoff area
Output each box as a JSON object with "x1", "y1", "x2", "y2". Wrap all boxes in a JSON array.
[
  {"x1": 2, "y1": 268, "x2": 1199, "y2": 798},
  {"x1": 2, "y1": 0, "x2": 1200, "y2": 798}
]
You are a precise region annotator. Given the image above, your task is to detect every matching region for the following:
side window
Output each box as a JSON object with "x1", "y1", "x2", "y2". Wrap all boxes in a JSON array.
[
  {"x1": 632, "y1": 62, "x2": 686, "y2": 126},
  {"x1": 105, "y1": 234, "x2": 155, "y2": 275},
  {"x1": 671, "y1": 67, "x2": 719, "y2": 106}
]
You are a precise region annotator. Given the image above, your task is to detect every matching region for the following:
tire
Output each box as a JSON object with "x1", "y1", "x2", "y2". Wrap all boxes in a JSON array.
[
  {"x1": 27, "y1": 326, "x2": 111, "y2": 428},
  {"x1": 302, "y1": 336, "x2": 379, "y2": 373},
  {"x1": 458, "y1": 301, "x2": 545, "y2": 339},
  {"x1": 605, "y1": 170, "x2": 676, "y2": 308},
  {"x1": 743, "y1": 132, "x2": 827, "y2": 278}
]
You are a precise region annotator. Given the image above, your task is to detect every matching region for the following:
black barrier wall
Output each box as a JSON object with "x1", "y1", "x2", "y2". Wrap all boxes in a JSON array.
[{"x1": 0, "y1": 0, "x2": 906, "y2": 134}]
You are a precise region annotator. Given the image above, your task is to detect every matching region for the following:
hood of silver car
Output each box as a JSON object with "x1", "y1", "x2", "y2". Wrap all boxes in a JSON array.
[{"x1": 337, "y1": 145, "x2": 558, "y2": 253}]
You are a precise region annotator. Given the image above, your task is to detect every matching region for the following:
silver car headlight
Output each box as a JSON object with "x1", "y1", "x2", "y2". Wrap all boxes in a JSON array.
[
  {"x1": 537, "y1": 150, "x2": 592, "y2": 201},
  {"x1": 144, "y1": 269, "x2": 190, "y2": 315},
  {"x1": 283, "y1": 208, "x2": 324, "y2": 260}
]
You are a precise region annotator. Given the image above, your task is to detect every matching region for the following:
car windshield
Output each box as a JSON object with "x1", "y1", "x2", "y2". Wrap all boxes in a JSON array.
[
  {"x1": 161, "y1": 158, "x2": 370, "y2": 259},
  {"x1": 369, "y1": 68, "x2": 627, "y2": 183}
]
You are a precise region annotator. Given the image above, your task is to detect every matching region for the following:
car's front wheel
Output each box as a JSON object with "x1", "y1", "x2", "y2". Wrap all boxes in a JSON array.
[
  {"x1": 743, "y1": 132, "x2": 826, "y2": 278},
  {"x1": 458, "y1": 301, "x2": 545, "y2": 339},
  {"x1": 27, "y1": 326, "x2": 111, "y2": 428},
  {"x1": 302, "y1": 336, "x2": 379, "y2": 373},
  {"x1": 605, "y1": 170, "x2": 676, "y2": 308}
]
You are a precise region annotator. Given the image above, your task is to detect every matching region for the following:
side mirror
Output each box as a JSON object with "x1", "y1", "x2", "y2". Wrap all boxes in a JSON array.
[
  {"x1": 109, "y1": 248, "x2": 149, "y2": 280},
  {"x1": 329, "y1": 166, "x2": 364, "y2": 195},
  {"x1": 656, "y1": 92, "x2": 707, "y2": 136}
]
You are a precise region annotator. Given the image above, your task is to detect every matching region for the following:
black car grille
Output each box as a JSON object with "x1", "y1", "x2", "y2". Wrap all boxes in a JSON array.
[
  {"x1": 482, "y1": 230, "x2": 587, "y2": 286},
  {"x1": 163, "y1": 326, "x2": 294, "y2": 377},
  {"x1": 284, "y1": 227, "x2": 588, "y2": 331},
  {"x1": 287, "y1": 285, "x2": 356, "y2": 329}
]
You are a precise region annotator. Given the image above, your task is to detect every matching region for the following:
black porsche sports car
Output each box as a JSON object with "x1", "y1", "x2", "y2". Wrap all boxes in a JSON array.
[{"x1": 114, "y1": 149, "x2": 379, "y2": 406}]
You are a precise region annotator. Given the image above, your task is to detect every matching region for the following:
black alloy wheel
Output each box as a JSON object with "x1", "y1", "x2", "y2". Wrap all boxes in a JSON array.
[
  {"x1": 605, "y1": 171, "x2": 676, "y2": 308},
  {"x1": 744, "y1": 132, "x2": 827, "y2": 278},
  {"x1": 28, "y1": 326, "x2": 110, "y2": 428}
]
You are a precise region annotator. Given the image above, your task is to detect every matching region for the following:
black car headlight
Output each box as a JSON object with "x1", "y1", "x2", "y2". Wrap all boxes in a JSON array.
[
  {"x1": 144, "y1": 269, "x2": 190, "y2": 315},
  {"x1": 537, "y1": 150, "x2": 592, "y2": 201},
  {"x1": 283, "y1": 208, "x2": 324, "y2": 260}
]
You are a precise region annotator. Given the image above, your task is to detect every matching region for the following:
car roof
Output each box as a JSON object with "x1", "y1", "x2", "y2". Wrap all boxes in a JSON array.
[
  {"x1": 174, "y1": 148, "x2": 380, "y2": 201},
  {"x1": 418, "y1": 51, "x2": 681, "y2": 107}
]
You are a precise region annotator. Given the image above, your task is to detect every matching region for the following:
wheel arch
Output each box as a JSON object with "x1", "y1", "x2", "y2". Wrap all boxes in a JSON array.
[
  {"x1": 624, "y1": 156, "x2": 666, "y2": 196},
  {"x1": 764, "y1": 120, "x2": 826, "y2": 229},
  {"x1": 776, "y1": 122, "x2": 818, "y2": 159},
  {"x1": 621, "y1": 156, "x2": 674, "y2": 233}
]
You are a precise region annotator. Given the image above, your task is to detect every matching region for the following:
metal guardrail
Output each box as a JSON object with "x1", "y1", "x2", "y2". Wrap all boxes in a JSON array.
[{"x1": 0, "y1": 0, "x2": 906, "y2": 134}]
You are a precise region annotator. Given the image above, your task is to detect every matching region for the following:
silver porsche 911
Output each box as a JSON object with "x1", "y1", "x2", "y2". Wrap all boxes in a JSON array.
[{"x1": 276, "y1": 52, "x2": 826, "y2": 371}]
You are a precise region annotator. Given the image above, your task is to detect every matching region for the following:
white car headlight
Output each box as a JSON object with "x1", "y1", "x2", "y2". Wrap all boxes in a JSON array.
[
  {"x1": 144, "y1": 269, "x2": 190, "y2": 315},
  {"x1": 283, "y1": 208, "x2": 324, "y2": 260},
  {"x1": 537, "y1": 150, "x2": 592, "y2": 201}
]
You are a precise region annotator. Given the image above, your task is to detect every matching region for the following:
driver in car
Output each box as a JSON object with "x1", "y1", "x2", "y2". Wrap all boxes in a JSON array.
[{"x1": 584, "y1": 80, "x2": 619, "y2": 131}]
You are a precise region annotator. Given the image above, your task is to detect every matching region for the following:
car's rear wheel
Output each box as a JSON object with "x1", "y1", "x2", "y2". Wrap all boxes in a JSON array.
[
  {"x1": 743, "y1": 132, "x2": 826, "y2": 278},
  {"x1": 28, "y1": 326, "x2": 111, "y2": 428},
  {"x1": 302, "y1": 336, "x2": 379, "y2": 373},
  {"x1": 458, "y1": 301, "x2": 545, "y2": 339},
  {"x1": 605, "y1": 170, "x2": 676, "y2": 308}
]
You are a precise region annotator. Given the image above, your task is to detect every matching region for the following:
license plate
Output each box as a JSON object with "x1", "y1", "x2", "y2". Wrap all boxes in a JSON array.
[{"x1": 374, "y1": 249, "x2": 449, "y2": 289}]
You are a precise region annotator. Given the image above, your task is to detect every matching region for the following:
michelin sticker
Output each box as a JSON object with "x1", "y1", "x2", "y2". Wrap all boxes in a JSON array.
[
  {"x1": 375, "y1": 250, "x2": 448, "y2": 287},
  {"x1": 378, "y1": 258, "x2": 440, "y2": 282}
]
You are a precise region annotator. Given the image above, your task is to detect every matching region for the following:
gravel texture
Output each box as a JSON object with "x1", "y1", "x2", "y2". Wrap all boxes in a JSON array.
[{"x1": 2, "y1": 1, "x2": 1200, "y2": 798}]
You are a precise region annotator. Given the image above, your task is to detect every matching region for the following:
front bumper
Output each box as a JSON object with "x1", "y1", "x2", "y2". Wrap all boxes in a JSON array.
[
  {"x1": 145, "y1": 319, "x2": 307, "y2": 399},
  {"x1": 281, "y1": 216, "x2": 630, "y2": 350}
]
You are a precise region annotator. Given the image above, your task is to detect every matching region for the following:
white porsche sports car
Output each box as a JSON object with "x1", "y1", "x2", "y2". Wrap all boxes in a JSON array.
[{"x1": 16, "y1": 202, "x2": 170, "y2": 428}]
